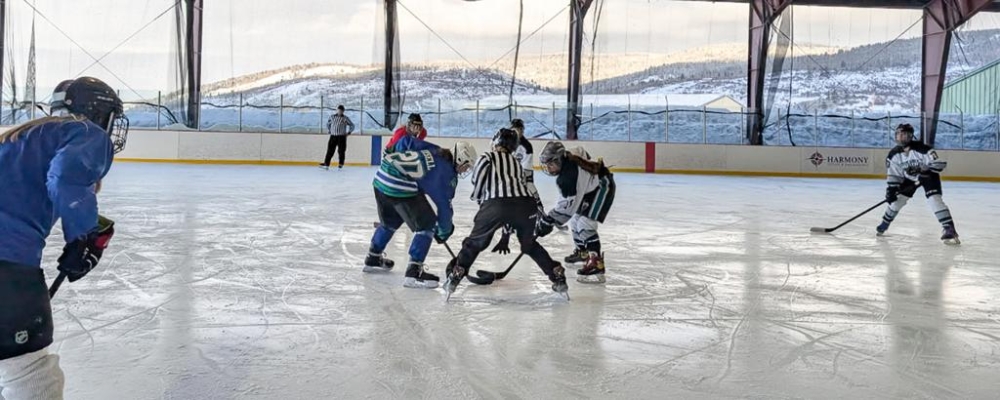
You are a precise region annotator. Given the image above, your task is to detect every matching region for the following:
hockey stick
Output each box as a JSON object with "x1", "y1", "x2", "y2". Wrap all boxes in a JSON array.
[
  {"x1": 476, "y1": 253, "x2": 523, "y2": 281},
  {"x1": 48, "y1": 273, "x2": 67, "y2": 298},
  {"x1": 810, "y1": 183, "x2": 919, "y2": 233},
  {"x1": 442, "y1": 242, "x2": 495, "y2": 285}
]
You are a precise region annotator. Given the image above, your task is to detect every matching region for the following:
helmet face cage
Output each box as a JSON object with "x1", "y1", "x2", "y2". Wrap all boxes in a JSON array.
[
  {"x1": 539, "y1": 141, "x2": 565, "y2": 176},
  {"x1": 453, "y1": 141, "x2": 478, "y2": 179},
  {"x1": 109, "y1": 112, "x2": 130, "y2": 154},
  {"x1": 895, "y1": 123, "x2": 914, "y2": 147}
]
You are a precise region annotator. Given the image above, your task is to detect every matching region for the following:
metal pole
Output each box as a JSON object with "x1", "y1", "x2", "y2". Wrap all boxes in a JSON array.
[
  {"x1": 360, "y1": 94, "x2": 365, "y2": 134},
  {"x1": 319, "y1": 95, "x2": 324, "y2": 134},
  {"x1": 475, "y1": 100, "x2": 481, "y2": 137},
  {"x1": 551, "y1": 102, "x2": 557, "y2": 139},
  {"x1": 850, "y1": 110, "x2": 855, "y2": 147},
  {"x1": 887, "y1": 111, "x2": 892, "y2": 140},
  {"x1": 702, "y1": 105, "x2": 708, "y2": 144},
  {"x1": 238, "y1": 93, "x2": 243, "y2": 132},
  {"x1": 664, "y1": 96, "x2": 669, "y2": 143},
  {"x1": 996, "y1": 109, "x2": 999, "y2": 151},
  {"x1": 740, "y1": 107, "x2": 745, "y2": 145},
  {"x1": 279, "y1": 94, "x2": 284, "y2": 133},
  {"x1": 156, "y1": 91, "x2": 161, "y2": 130},
  {"x1": 437, "y1": 98, "x2": 441, "y2": 136},
  {"x1": 589, "y1": 102, "x2": 594, "y2": 140},
  {"x1": 813, "y1": 109, "x2": 818, "y2": 145},
  {"x1": 960, "y1": 110, "x2": 965, "y2": 149},
  {"x1": 627, "y1": 96, "x2": 632, "y2": 142}
]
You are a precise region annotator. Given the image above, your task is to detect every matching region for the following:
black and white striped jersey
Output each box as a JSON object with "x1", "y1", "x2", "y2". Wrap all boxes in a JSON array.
[{"x1": 470, "y1": 150, "x2": 532, "y2": 204}]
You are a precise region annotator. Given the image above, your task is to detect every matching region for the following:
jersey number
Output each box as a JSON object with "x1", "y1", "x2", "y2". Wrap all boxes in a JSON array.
[{"x1": 388, "y1": 150, "x2": 433, "y2": 179}]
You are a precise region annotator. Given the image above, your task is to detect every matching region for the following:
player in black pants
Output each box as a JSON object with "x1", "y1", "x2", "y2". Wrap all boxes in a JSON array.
[{"x1": 443, "y1": 129, "x2": 568, "y2": 300}]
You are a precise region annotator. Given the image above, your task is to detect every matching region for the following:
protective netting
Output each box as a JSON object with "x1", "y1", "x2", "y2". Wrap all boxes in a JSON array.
[{"x1": 2, "y1": 1, "x2": 997, "y2": 150}]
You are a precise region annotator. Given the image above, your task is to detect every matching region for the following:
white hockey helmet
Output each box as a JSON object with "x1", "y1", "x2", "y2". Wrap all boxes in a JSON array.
[{"x1": 452, "y1": 141, "x2": 477, "y2": 178}]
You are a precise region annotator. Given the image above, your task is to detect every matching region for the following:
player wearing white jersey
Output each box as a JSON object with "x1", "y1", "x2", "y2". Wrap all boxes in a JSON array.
[{"x1": 877, "y1": 123, "x2": 959, "y2": 244}]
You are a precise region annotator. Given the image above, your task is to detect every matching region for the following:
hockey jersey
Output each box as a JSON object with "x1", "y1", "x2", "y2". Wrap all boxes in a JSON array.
[
  {"x1": 885, "y1": 142, "x2": 947, "y2": 187},
  {"x1": 0, "y1": 118, "x2": 113, "y2": 268},
  {"x1": 547, "y1": 157, "x2": 612, "y2": 225},
  {"x1": 373, "y1": 135, "x2": 457, "y2": 233}
]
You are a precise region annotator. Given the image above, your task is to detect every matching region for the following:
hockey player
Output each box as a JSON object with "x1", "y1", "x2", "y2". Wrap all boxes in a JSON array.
[
  {"x1": 536, "y1": 141, "x2": 616, "y2": 283},
  {"x1": 0, "y1": 77, "x2": 126, "y2": 399},
  {"x1": 384, "y1": 113, "x2": 427, "y2": 152},
  {"x1": 444, "y1": 128, "x2": 568, "y2": 299},
  {"x1": 877, "y1": 123, "x2": 959, "y2": 244},
  {"x1": 365, "y1": 135, "x2": 478, "y2": 289}
]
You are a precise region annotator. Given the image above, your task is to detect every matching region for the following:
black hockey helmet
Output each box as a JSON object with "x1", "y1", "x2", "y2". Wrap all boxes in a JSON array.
[
  {"x1": 407, "y1": 113, "x2": 423, "y2": 125},
  {"x1": 539, "y1": 141, "x2": 566, "y2": 176},
  {"x1": 510, "y1": 118, "x2": 525, "y2": 130},
  {"x1": 894, "y1": 123, "x2": 915, "y2": 147},
  {"x1": 51, "y1": 77, "x2": 129, "y2": 153},
  {"x1": 492, "y1": 128, "x2": 518, "y2": 153}
]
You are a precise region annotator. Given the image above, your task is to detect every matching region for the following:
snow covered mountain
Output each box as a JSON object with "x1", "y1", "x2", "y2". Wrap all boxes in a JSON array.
[{"x1": 192, "y1": 29, "x2": 1000, "y2": 114}]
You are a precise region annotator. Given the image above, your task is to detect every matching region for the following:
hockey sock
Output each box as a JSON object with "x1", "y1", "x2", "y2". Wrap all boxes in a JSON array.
[{"x1": 928, "y1": 194, "x2": 954, "y2": 227}]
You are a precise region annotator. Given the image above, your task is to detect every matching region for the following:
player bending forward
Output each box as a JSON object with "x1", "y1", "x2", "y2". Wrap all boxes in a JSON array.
[
  {"x1": 1, "y1": 77, "x2": 126, "y2": 400},
  {"x1": 444, "y1": 128, "x2": 568, "y2": 299},
  {"x1": 536, "y1": 141, "x2": 617, "y2": 283},
  {"x1": 364, "y1": 135, "x2": 477, "y2": 288},
  {"x1": 877, "y1": 123, "x2": 959, "y2": 244}
]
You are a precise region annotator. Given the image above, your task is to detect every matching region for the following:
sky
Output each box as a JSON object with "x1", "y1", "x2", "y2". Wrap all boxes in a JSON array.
[{"x1": 4, "y1": 0, "x2": 999, "y2": 100}]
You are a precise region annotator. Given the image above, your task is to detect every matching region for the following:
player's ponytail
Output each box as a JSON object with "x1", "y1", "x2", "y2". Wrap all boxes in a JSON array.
[{"x1": 0, "y1": 115, "x2": 84, "y2": 145}]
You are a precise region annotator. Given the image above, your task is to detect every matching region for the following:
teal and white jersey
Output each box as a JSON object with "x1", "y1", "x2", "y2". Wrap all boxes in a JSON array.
[{"x1": 374, "y1": 149, "x2": 438, "y2": 198}]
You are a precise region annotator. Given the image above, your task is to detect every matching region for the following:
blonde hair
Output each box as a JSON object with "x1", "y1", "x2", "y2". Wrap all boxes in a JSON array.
[{"x1": 0, "y1": 115, "x2": 85, "y2": 145}]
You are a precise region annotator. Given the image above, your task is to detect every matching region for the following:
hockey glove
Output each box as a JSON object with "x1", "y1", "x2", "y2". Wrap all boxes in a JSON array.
[
  {"x1": 904, "y1": 164, "x2": 924, "y2": 176},
  {"x1": 535, "y1": 214, "x2": 556, "y2": 238},
  {"x1": 57, "y1": 215, "x2": 115, "y2": 283},
  {"x1": 491, "y1": 227, "x2": 512, "y2": 254},
  {"x1": 434, "y1": 225, "x2": 453, "y2": 244},
  {"x1": 885, "y1": 185, "x2": 900, "y2": 203}
]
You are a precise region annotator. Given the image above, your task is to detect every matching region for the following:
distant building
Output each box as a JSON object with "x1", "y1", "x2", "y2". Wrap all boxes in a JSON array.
[{"x1": 940, "y1": 59, "x2": 1000, "y2": 115}]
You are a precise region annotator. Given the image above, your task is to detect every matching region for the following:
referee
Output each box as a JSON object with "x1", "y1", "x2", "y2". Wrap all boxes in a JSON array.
[
  {"x1": 320, "y1": 105, "x2": 355, "y2": 170},
  {"x1": 444, "y1": 128, "x2": 568, "y2": 296}
]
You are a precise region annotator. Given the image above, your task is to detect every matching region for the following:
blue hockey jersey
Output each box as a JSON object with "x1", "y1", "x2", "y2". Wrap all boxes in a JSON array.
[
  {"x1": 0, "y1": 118, "x2": 113, "y2": 268},
  {"x1": 373, "y1": 136, "x2": 457, "y2": 233}
]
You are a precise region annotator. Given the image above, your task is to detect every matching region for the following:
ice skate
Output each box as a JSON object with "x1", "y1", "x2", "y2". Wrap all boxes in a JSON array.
[
  {"x1": 443, "y1": 259, "x2": 467, "y2": 302},
  {"x1": 318, "y1": 163, "x2": 329, "y2": 170},
  {"x1": 941, "y1": 225, "x2": 961, "y2": 245},
  {"x1": 363, "y1": 252, "x2": 394, "y2": 273},
  {"x1": 576, "y1": 252, "x2": 606, "y2": 284},
  {"x1": 564, "y1": 248, "x2": 589, "y2": 264},
  {"x1": 403, "y1": 262, "x2": 439, "y2": 289},
  {"x1": 550, "y1": 264, "x2": 570, "y2": 300},
  {"x1": 876, "y1": 221, "x2": 890, "y2": 236}
]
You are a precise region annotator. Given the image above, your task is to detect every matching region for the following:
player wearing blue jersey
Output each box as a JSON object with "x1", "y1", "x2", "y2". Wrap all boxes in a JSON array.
[
  {"x1": 0, "y1": 77, "x2": 127, "y2": 400},
  {"x1": 365, "y1": 136, "x2": 478, "y2": 288}
]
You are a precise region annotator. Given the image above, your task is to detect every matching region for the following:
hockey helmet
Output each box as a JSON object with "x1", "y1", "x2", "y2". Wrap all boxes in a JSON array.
[
  {"x1": 539, "y1": 141, "x2": 566, "y2": 176},
  {"x1": 452, "y1": 141, "x2": 478, "y2": 179},
  {"x1": 894, "y1": 123, "x2": 915, "y2": 147},
  {"x1": 51, "y1": 77, "x2": 129, "y2": 153},
  {"x1": 491, "y1": 128, "x2": 519, "y2": 153}
]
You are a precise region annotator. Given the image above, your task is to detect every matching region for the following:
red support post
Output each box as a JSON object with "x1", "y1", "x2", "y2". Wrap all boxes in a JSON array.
[
  {"x1": 921, "y1": 0, "x2": 994, "y2": 146},
  {"x1": 746, "y1": 0, "x2": 793, "y2": 146}
]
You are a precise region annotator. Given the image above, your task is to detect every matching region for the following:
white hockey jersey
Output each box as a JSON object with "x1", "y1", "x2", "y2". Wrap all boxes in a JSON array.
[{"x1": 885, "y1": 142, "x2": 947, "y2": 186}]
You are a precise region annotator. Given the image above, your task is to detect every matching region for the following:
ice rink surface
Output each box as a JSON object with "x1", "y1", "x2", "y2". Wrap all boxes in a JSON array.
[{"x1": 45, "y1": 163, "x2": 1000, "y2": 399}]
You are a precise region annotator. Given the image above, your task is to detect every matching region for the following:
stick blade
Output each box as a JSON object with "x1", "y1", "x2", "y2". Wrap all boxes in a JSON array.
[{"x1": 810, "y1": 227, "x2": 831, "y2": 233}]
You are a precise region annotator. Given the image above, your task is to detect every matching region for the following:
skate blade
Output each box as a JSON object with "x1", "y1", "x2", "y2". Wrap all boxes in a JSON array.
[
  {"x1": 558, "y1": 291, "x2": 571, "y2": 301},
  {"x1": 576, "y1": 274, "x2": 606, "y2": 284},
  {"x1": 362, "y1": 265, "x2": 393, "y2": 273},
  {"x1": 403, "y1": 277, "x2": 439, "y2": 289},
  {"x1": 943, "y1": 238, "x2": 961, "y2": 245}
]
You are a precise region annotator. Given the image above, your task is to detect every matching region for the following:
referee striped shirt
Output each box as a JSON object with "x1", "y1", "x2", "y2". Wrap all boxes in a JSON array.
[
  {"x1": 470, "y1": 150, "x2": 531, "y2": 203},
  {"x1": 326, "y1": 114, "x2": 355, "y2": 136}
]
